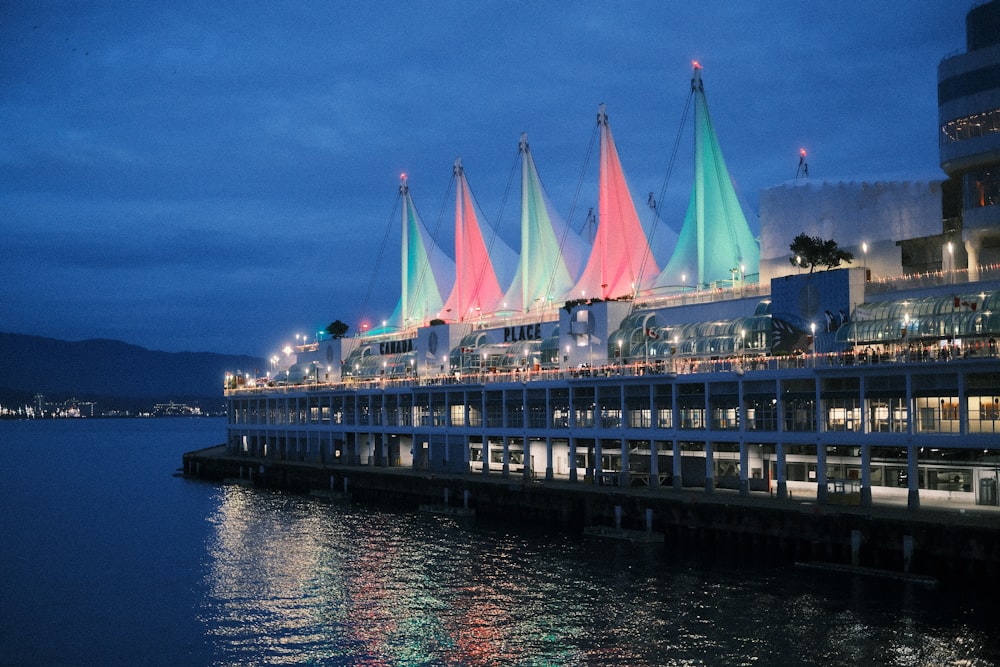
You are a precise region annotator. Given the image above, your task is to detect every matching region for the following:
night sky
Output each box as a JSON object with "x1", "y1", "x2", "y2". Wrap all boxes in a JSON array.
[{"x1": 1, "y1": 2, "x2": 966, "y2": 356}]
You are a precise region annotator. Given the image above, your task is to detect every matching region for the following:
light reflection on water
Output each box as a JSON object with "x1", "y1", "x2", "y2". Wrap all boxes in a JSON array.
[
  {"x1": 8, "y1": 418, "x2": 990, "y2": 666},
  {"x1": 7, "y1": 419, "x2": 1000, "y2": 667},
  {"x1": 202, "y1": 486, "x2": 999, "y2": 666}
]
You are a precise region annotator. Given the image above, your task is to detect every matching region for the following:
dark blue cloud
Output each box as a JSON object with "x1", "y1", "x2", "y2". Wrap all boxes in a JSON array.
[{"x1": 0, "y1": 1, "x2": 964, "y2": 353}]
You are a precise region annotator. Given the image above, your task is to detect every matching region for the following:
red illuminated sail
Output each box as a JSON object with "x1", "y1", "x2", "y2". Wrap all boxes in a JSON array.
[
  {"x1": 441, "y1": 158, "x2": 516, "y2": 321},
  {"x1": 573, "y1": 104, "x2": 658, "y2": 300}
]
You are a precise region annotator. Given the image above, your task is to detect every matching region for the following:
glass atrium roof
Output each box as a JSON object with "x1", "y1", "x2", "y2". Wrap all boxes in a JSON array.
[{"x1": 837, "y1": 291, "x2": 1000, "y2": 344}]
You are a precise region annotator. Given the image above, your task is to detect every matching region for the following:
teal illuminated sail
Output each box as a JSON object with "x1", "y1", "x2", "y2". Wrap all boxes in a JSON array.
[
  {"x1": 504, "y1": 133, "x2": 588, "y2": 312},
  {"x1": 654, "y1": 64, "x2": 759, "y2": 290},
  {"x1": 396, "y1": 174, "x2": 454, "y2": 328}
]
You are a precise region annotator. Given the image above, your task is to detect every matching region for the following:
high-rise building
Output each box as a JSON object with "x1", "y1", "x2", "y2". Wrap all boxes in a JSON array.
[{"x1": 938, "y1": 0, "x2": 1000, "y2": 275}]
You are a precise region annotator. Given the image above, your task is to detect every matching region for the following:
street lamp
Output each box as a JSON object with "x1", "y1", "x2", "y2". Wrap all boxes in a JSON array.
[
  {"x1": 862, "y1": 242, "x2": 868, "y2": 279},
  {"x1": 810, "y1": 322, "x2": 817, "y2": 366},
  {"x1": 947, "y1": 241, "x2": 954, "y2": 284}
]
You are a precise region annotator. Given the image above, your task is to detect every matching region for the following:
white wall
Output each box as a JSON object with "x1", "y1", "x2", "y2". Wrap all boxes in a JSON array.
[{"x1": 759, "y1": 179, "x2": 943, "y2": 283}]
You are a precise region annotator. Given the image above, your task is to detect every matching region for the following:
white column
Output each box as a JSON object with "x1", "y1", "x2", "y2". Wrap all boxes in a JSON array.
[
  {"x1": 776, "y1": 441, "x2": 787, "y2": 499},
  {"x1": 704, "y1": 440, "x2": 714, "y2": 494}
]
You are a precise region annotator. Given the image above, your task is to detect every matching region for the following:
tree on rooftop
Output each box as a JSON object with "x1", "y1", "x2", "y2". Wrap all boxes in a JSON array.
[
  {"x1": 789, "y1": 233, "x2": 854, "y2": 273},
  {"x1": 325, "y1": 320, "x2": 349, "y2": 338}
]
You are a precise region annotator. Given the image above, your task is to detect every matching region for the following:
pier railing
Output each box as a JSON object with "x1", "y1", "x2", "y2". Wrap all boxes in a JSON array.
[
  {"x1": 226, "y1": 341, "x2": 1000, "y2": 396},
  {"x1": 865, "y1": 262, "x2": 1000, "y2": 294}
]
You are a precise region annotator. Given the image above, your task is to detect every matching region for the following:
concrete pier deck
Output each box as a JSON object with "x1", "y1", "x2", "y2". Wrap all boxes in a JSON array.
[{"x1": 183, "y1": 446, "x2": 1000, "y2": 583}]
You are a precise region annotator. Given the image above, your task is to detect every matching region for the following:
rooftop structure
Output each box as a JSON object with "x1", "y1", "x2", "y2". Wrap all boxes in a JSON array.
[{"x1": 382, "y1": 65, "x2": 759, "y2": 329}]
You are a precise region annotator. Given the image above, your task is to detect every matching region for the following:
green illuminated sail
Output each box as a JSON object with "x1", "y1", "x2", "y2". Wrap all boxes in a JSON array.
[
  {"x1": 654, "y1": 65, "x2": 759, "y2": 290},
  {"x1": 396, "y1": 174, "x2": 453, "y2": 328}
]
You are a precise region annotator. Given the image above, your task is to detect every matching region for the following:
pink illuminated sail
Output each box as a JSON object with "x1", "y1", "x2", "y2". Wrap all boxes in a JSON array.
[
  {"x1": 441, "y1": 158, "x2": 516, "y2": 321},
  {"x1": 574, "y1": 104, "x2": 658, "y2": 300}
]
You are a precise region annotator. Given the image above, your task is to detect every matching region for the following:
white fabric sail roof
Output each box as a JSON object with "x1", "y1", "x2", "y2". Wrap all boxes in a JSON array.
[{"x1": 503, "y1": 134, "x2": 588, "y2": 312}]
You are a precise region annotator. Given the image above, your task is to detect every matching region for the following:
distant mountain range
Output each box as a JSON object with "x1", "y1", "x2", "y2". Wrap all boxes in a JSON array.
[{"x1": 0, "y1": 332, "x2": 264, "y2": 414}]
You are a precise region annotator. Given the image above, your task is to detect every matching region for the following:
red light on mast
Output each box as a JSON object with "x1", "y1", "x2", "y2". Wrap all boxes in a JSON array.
[
  {"x1": 799, "y1": 148, "x2": 807, "y2": 158},
  {"x1": 692, "y1": 60, "x2": 702, "y2": 70}
]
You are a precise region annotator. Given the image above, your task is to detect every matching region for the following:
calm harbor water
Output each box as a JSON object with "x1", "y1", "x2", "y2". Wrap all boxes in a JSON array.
[{"x1": 1, "y1": 418, "x2": 997, "y2": 666}]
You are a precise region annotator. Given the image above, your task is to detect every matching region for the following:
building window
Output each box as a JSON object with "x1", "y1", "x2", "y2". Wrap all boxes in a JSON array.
[
  {"x1": 486, "y1": 393, "x2": 504, "y2": 428},
  {"x1": 968, "y1": 395, "x2": 1000, "y2": 434},
  {"x1": 940, "y1": 107, "x2": 1000, "y2": 144},
  {"x1": 678, "y1": 406, "x2": 704, "y2": 430},
  {"x1": 965, "y1": 169, "x2": 1000, "y2": 209},
  {"x1": 628, "y1": 408, "x2": 651, "y2": 428},
  {"x1": 783, "y1": 398, "x2": 815, "y2": 432},
  {"x1": 915, "y1": 396, "x2": 961, "y2": 433},
  {"x1": 825, "y1": 398, "x2": 861, "y2": 432}
]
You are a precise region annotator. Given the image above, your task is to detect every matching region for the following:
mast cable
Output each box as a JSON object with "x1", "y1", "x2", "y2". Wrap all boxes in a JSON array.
[
  {"x1": 358, "y1": 191, "x2": 402, "y2": 333},
  {"x1": 463, "y1": 149, "x2": 519, "y2": 329},
  {"x1": 569, "y1": 123, "x2": 599, "y2": 237},
  {"x1": 405, "y1": 173, "x2": 457, "y2": 328},
  {"x1": 631, "y1": 84, "x2": 694, "y2": 306}
]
